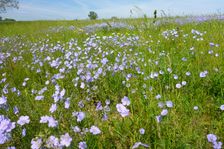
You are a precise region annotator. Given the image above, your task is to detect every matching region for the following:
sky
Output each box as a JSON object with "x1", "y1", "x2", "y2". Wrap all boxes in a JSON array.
[{"x1": 1, "y1": 0, "x2": 224, "y2": 20}]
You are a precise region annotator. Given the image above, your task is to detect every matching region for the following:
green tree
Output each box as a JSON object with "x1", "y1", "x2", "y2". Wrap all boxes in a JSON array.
[
  {"x1": 88, "y1": 11, "x2": 98, "y2": 20},
  {"x1": 0, "y1": 16, "x2": 2, "y2": 21},
  {"x1": 4, "y1": 17, "x2": 15, "y2": 21},
  {"x1": 0, "y1": 0, "x2": 19, "y2": 13}
]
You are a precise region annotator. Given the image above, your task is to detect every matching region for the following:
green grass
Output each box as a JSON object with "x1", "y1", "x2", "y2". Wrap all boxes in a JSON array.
[{"x1": 0, "y1": 18, "x2": 223, "y2": 149}]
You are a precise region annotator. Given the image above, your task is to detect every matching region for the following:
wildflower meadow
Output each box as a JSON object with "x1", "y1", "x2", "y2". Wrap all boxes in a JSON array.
[{"x1": 0, "y1": 16, "x2": 224, "y2": 148}]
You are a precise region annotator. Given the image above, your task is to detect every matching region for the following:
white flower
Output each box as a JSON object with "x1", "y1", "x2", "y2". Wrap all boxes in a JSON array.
[
  {"x1": 166, "y1": 101, "x2": 173, "y2": 108},
  {"x1": 45, "y1": 80, "x2": 50, "y2": 85},
  {"x1": 194, "y1": 106, "x2": 199, "y2": 110},
  {"x1": 139, "y1": 128, "x2": 145, "y2": 135},
  {"x1": 80, "y1": 82, "x2": 85, "y2": 89},
  {"x1": 220, "y1": 105, "x2": 224, "y2": 111},
  {"x1": 200, "y1": 71, "x2": 208, "y2": 78},
  {"x1": 155, "y1": 94, "x2": 161, "y2": 99},
  {"x1": 161, "y1": 109, "x2": 168, "y2": 116},
  {"x1": 176, "y1": 83, "x2": 182, "y2": 89},
  {"x1": 186, "y1": 72, "x2": 191, "y2": 76},
  {"x1": 181, "y1": 81, "x2": 187, "y2": 86},
  {"x1": 173, "y1": 74, "x2": 178, "y2": 80}
]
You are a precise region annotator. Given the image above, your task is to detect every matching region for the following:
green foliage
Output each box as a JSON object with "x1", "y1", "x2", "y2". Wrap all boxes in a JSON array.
[
  {"x1": 4, "y1": 17, "x2": 16, "y2": 21},
  {"x1": 88, "y1": 11, "x2": 98, "y2": 20}
]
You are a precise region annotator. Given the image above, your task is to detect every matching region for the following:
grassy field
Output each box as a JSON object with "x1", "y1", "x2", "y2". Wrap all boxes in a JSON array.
[{"x1": 0, "y1": 17, "x2": 224, "y2": 149}]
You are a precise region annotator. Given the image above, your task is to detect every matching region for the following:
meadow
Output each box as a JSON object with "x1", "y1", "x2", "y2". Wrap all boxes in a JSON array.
[{"x1": 0, "y1": 16, "x2": 224, "y2": 149}]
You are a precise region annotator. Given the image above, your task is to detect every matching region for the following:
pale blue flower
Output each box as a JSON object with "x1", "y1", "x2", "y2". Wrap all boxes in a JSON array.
[
  {"x1": 105, "y1": 99, "x2": 110, "y2": 105},
  {"x1": 0, "y1": 133, "x2": 9, "y2": 144},
  {"x1": 38, "y1": 87, "x2": 47, "y2": 95},
  {"x1": 49, "y1": 104, "x2": 57, "y2": 113},
  {"x1": 7, "y1": 146, "x2": 16, "y2": 149},
  {"x1": 0, "y1": 95, "x2": 7, "y2": 105},
  {"x1": 31, "y1": 137, "x2": 42, "y2": 149},
  {"x1": 46, "y1": 136, "x2": 60, "y2": 148},
  {"x1": 0, "y1": 119, "x2": 15, "y2": 133},
  {"x1": 161, "y1": 109, "x2": 168, "y2": 116},
  {"x1": 200, "y1": 71, "x2": 208, "y2": 78},
  {"x1": 181, "y1": 81, "x2": 187, "y2": 86},
  {"x1": 40, "y1": 116, "x2": 58, "y2": 128},
  {"x1": 173, "y1": 74, "x2": 178, "y2": 80},
  {"x1": 176, "y1": 83, "x2": 182, "y2": 89},
  {"x1": 158, "y1": 102, "x2": 164, "y2": 108},
  {"x1": 47, "y1": 117, "x2": 58, "y2": 128},
  {"x1": 72, "y1": 126, "x2": 81, "y2": 133},
  {"x1": 166, "y1": 101, "x2": 173, "y2": 108},
  {"x1": 101, "y1": 58, "x2": 108, "y2": 65},
  {"x1": 60, "y1": 133, "x2": 72, "y2": 147},
  {"x1": 60, "y1": 89, "x2": 66, "y2": 97},
  {"x1": 40, "y1": 116, "x2": 49, "y2": 123},
  {"x1": 96, "y1": 102, "x2": 103, "y2": 111},
  {"x1": 139, "y1": 128, "x2": 145, "y2": 135},
  {"x1": 0, "y1": 115, "x2": 15, "y2": 144},
  {"x1": 186, "y1": 72, "x2": 191, "y2": 76},
  {"x1": 80, "y1": 82, "x2": 85, "y2": 89},
  {"x1": 78, "y1": 100, "x2": 85, "y2": 108},
  {"x1": 17, "y1": 116, "x2": 30, "y2": 126},
  {"x1": 194, "y1": 106, "x2": 199, "y2": 110},
  {"x1": 102, "y1": 113, "x2": 108, "y2": 121},
  {"x1": 64, "y1": 99, "x2": 70, "y2": 109},
  {"x1": 116, "y1": 103, "x2": 129, "y2": 117},
  {"x1": 79, "y1": 141, "x2": 87, "y2": 149},
  {"x1": 13, "y1": 106, "x2": 19, "y2": 114},
  {"x1": 207, "y1": 134, "x2": 217, "y2": 143},
  {"x1": 121, "y1": 96, "x2": 130, "y2": 106},
  {"x1": 35, "y1": 96, "x2": 44, "y2": 101},
  {"x1": 22, "y1": 128, "x2": 26, "y2": 137},
  {"x1": 213, "y1": 141, "x2": 222, "y2": 149},
  {"x1": 155, "y1": 94, "x2": 161, "y2": 99},
  {"x1": 132, "y1": 142, "x2": 149, "y2": 149},
  {"x1": 76, "y1": 112, "x2": 85, "y2": 122},
  {"x1": 90, "y1": 125, "x2": 101, "y2": 135}
]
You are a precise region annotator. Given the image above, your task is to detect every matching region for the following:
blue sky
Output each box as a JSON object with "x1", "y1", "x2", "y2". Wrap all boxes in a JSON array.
[{"x1": 1, "y1": 0, "x2": 224, "y2": 20}]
